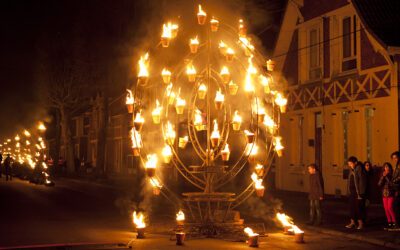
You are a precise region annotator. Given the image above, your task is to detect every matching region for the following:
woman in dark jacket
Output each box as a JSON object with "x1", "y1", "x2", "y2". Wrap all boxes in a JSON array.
[
  {"x1": 378, "y1": 162, "x2": 397, "y2": 229},
  {"x1": 346, "y1": 156, "x2": 367, "y2": 230}
]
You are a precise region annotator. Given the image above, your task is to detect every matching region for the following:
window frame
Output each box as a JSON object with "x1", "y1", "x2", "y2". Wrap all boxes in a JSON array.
[
  {"x1": 340, "y1": 14, "x2": 358, "y2": 72},
  {"x1": 307, "y1": 25, "x2": 322, "y2": 81}
]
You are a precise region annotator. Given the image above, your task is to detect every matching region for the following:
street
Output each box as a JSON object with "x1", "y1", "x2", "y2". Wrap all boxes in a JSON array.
[{"x1": 0, "y1": 178, "x2": 390, "y2": 249}]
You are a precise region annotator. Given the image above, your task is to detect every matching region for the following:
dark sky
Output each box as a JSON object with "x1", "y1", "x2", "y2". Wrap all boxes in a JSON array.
[{"x1": 0, "y1": 0, "x2": 285, "y2": 137}]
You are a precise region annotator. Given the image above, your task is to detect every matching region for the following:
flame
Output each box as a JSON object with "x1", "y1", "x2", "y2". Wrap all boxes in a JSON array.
[
  {"x1": 233, "y1": 111, "x2": 242, "y2": 123},
  {"x1": 145, "y1": 154, "x2": 158, "y2": 169},
  {"x1": 16, "y1": 142, "x2": 20, "y2": 148},
  {"x1": 255, "y1": 164, "x2": 263, "y2": 170},
  {"x1": 244, "y1": 227, "x2": 258, "y2": 237},
  {"x1": 274, "y1": 136, "x2": 284, "y2": 151},
  {"x1": 133, "y1": 211, "x2": 146, "y2": 229},
  {"x1": 161, "y1": 23, "x2": 172, "y2": 39},
  {"x1": 244, "y1": 74, "x2": 255, "y2": 93},
  {"x1": 276, "y1": 213, "x2": 294, "y2": 227},
  {"x1": 220, "y1": 66, "x2": 229, "y2": 76},
  {"x1": 289, "y1": 225, "x2": 304, "y2": 234},
  {"x1": 239, "y1": 36, "x2": 254, "y2": 53},
  {"x1": 226, "y1": 47, "x2": 235, "y2": 56},
  {"x1": 186, "y1": 64, "x2": 196, "y2": 76},
  {"x1": 38, "y1": 122, "x2": 46, "y2": 131},
  {"x1": 134, "y1": 111, "x2": 145, "y2": 124},
  {"x1": 222, "y1": 144, "x2": 230, "y2": 153},
  {"x1": 166, "y1": 83, "x2": 176, "y2": 100},
  {"x1": 15, "y1": 135, "x2": 20, "y2": 141},
  {"x1": 239, "y1": 19, "x2": 245, "y2": 30},
  {"x1": 210, "y1": 17, "x2": 219, "y2": 25},
  {"x1": 138, "y1": 52, "x2": 149, "y2": 78},
  {"x1": 176, "y1": 210, "x2": 185, "y2": 221},
  {"x1": 263, "y1": 115, "x2": 276, "y2": 131},
  {"x1": 150, "y1": 177, "x2": 162, "y2": 188},
  {"x1": 251, "y1": 172, "x2": 264, "y2": 190},
  {"x1": 246, "y1": 142, "x2": 258, "y2": 156},
  {"x1": 152, "y1": 100, "x2": 162, "y2": 116},
  {"x1": 215, "y1": 89, "x2": 224, "y2": 102},
  {"x1": 198, "y1": 83, "x2": 207, "y2": 92},
  {"x1": 259, "y1": 75, "x2": 270, "y2": 86},
  {"x1": 130, "y1": 128, "x2": 142, "y2": 149},
  {"x1": 190, "y1": 36, "x2": 199, "y2": 45},
  {"x1": 244, "y1": 130, "x2": 254, "y2": 136},
  {"x1": 162, "y1": 144, "x2": 172, "y2": 157},
  {"x1": 165, "y1": 121, "x2": 176, "y2": 143},
  {"x1": 162, "y1": 68, "x2": 171, "y2": 77},
  {"x1": 219, "y1": 41, "x2": 226, "y2": 48},
  {"x1": 275, "y1": 93, "x2": 288, "y2": 108},
  {"x1": 197, "y1": 4, "x2": 206, "y2": 16},
  {"x1": 126, "y1": 89, "x2": 134, "y2": 105},
  {"x1": 194, "y1": 109, "x2": 203, "y2": 125},
  {"x1": 211, "y1": 119, "x2": 220, "y2": 139},
  {"x1": 247, "y1": 56, "x2": 257, "y2": 75},
  {"x1": 23, "y1": 130, "x2": 31, "y2": 137},
  {"x1": 176, "y1": 96, "x2": 186, "y2": 107}
]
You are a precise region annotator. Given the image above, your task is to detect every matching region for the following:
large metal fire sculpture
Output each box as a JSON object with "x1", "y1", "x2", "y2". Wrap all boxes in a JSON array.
[{"x1": 128, "y1": 5, "x2": 287, "y2": 236}]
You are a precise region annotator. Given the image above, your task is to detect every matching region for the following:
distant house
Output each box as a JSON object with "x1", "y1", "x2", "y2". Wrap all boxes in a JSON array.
[
  {"x1": 57, "y1": 93, "x2": 135, "y2": 175},
  {"x1": 273, "y1": 0, "x2": 400, "y2": 195}
]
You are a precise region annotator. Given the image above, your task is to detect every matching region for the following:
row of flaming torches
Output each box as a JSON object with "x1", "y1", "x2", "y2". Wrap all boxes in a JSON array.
[
  {"x1": 0, "y1": 122, "x2": 51, "y2": 184},
  {"x1": 129, "y1": 117, "x2": 283, "y2": 197},
  {"x1": 132, "y1": 210, "x2": 304, "y2": 246}
]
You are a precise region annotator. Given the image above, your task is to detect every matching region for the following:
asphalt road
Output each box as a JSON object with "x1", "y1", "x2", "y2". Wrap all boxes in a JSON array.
[
  {"x1": 0, "y1": 177, "x2": 391, "y2": 249},
  {"x1": 0, "y1": 178, "x2": 133, "y2": 248}
]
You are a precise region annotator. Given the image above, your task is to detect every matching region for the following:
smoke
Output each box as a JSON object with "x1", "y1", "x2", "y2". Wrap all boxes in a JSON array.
[{"x1": 241, "y1": 195, "x2": 283, "y2": 227}]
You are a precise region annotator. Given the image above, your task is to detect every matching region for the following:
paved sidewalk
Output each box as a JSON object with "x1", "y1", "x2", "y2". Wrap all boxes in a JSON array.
[{"x1": 273, "y1": 190, "x2": 400, "y2": 249}]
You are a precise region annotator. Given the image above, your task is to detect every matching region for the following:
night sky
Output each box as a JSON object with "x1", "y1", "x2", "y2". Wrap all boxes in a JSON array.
[{"x1": 0, "y1": 0, "x2": 285, "y2": 137}]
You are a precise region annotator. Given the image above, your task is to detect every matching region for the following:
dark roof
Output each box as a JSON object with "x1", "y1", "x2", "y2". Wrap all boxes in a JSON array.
[{"x1": 352, "y1": 0, "x2": 400, "y2": 48}]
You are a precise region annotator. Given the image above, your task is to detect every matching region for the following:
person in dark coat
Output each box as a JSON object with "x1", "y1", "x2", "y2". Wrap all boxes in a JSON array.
[
  {"x1": 378, "y1": 162, "x2": 397, "y2": 229},
  {"x1": 346, "y1": 156, "x2": 367, "y2": 230},
  {"x1": 391, "y1": 151, "x2": 400, "y2": 223},
  {"x1": 307, "y1": 163, "x2": 324, "y2": 225},
  {"x1": 363, "y1": 161, "x2": 375, "y2": 224},
  {"x1": 4, "y1": 154, "x2": 12, "y2": 181}
]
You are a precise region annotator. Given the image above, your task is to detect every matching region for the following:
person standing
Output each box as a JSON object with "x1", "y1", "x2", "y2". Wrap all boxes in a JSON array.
[
  {"x1": 307, "y1": 163, "x2": 324, "y2": 225},
  {"x1": 4, "y1": 154, "x2": 12, "y2": 181},
  {"x1": 378, "y1": 162, "x2": 397, "y2": 229},
  {"x1": 346, "y1": 156, "x2": 367, "y2": 230},
  {"x1": 391, "y1": 151, "x2": 400, "y2": 223}
]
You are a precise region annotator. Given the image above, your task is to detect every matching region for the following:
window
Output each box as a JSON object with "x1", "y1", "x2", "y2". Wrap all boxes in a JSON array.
[
  {"x1": 342, "y1": 16, "x2": 357, "y2": 71},
  {"x1": 309, "y1": 28, "x2": 321, "y2": 80},
  {"x1": 342, "y1": 111, "x2": 349, "y2": 166},
  {"x1": 365, "y1": 107, "x2": 374, "y2": 161}
]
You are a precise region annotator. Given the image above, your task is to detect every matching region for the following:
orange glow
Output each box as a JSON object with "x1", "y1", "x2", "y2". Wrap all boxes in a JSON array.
[{"x1": 138, "y1": 53, "x2": 149, "y2": 78}]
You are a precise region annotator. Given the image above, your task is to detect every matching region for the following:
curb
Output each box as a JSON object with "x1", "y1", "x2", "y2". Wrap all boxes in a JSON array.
[{"x1": 303, "y1": 225, "x2": 400, "y2": 249}]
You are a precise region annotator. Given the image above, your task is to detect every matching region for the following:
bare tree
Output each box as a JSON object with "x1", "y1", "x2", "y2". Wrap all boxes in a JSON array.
[{"x1": 47, "y1": 59, "x2": 87, "y2": 174}]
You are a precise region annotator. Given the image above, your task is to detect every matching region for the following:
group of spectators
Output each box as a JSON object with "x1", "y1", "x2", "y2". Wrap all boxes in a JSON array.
[{"x1": 306, "y1": 151, "x2": 400, "y2": 231}]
